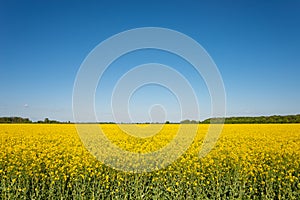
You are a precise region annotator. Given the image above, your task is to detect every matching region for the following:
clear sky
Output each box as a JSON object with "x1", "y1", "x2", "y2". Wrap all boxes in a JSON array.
[{"x1": 1, "y1": 0, "x2": 300, "y2": 122}]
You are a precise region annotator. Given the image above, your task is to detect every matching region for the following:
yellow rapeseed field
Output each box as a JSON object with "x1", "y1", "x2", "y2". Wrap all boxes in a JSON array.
[{"x1": 0, "y1": 124, "x2": 299, "y2": 199}]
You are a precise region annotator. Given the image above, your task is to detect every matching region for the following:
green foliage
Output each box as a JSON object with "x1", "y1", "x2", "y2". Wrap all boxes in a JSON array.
[
  {"x1": 201, "y1": 114, "x2": 300, "y2": 124},
  {"x1": 1, "y1": 114, "x2": 300, "y2": 124},
  {"x1": 36, "y1": 118, "x2": 61, "y2": 124},
  {"x1": 180, "y1": 119, "x2": 200, "y2": 124},
  {"x1": 0, "y1": 117, "x2": 32, "y2": 123},
  {"x1": 0, "y1": 117, "x2": 62, "y2": 124}
]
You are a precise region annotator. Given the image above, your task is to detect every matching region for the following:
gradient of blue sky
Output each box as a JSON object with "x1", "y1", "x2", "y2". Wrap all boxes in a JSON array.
[{"x1": 1, "y1": 0, "x2": 300, "y2": 122}]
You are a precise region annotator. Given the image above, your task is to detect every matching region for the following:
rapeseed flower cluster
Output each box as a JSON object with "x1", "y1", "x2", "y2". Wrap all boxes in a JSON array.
[{"x1": 0, "y1": 124, "x2": 299, "y2": 199}]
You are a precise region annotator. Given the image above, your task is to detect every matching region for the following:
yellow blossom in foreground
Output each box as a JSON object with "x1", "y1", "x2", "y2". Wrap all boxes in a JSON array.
[{"x1": 0, "y1": 124, "x2": 299, "y2": 199}]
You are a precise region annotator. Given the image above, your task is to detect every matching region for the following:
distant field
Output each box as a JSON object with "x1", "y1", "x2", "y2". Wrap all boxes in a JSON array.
[{"x1": 0, "y1": 124, "x2": 299, "y2": 199}]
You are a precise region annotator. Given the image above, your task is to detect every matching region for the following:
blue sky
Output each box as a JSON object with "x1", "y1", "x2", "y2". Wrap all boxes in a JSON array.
[{"x1": 1, "y1": 0, "x2": 300, "y2": 122}]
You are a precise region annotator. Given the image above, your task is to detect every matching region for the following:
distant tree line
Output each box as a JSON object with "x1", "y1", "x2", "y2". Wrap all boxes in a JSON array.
[
  {"x1": 1, "y1": 114, "x2": 300, "y2": 124},
  {"x1": 180, "y1": 119, "x2": 200, "y2": 124},
  {"x1": 200, "y1": 115, "x2": 300, "y2": 124},
  {"x1": 36, "y1": 118, "x2": 64, "y2": 124},
  {"x1": 0, "y1": 117, "x2": 32, "y2": 123},
  {"x1": 0, "y1": 117, "x2": 70, "y2": 124}
]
